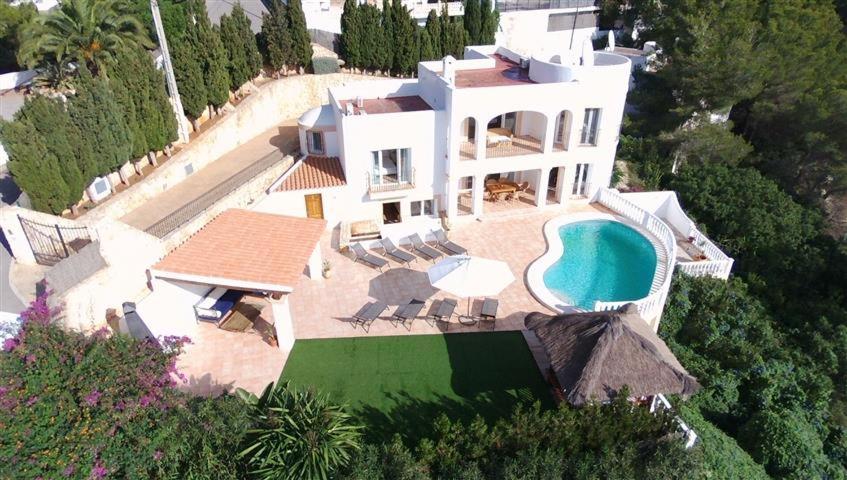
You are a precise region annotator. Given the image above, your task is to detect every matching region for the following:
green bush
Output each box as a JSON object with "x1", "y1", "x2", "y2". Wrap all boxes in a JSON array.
[{"x1": 312, "y1": 56, "x2": 340, "y2": 74}]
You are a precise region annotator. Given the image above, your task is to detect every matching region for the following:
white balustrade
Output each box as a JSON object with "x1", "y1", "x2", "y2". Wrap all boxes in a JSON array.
[{"x1": 594, "y1": 188, "x2": 677, "y2": 325}]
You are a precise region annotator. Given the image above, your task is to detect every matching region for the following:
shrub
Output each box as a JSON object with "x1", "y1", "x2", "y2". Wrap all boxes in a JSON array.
[
  {"x1": 237, "y1": 380, "x2": 363, "y2": 479},
  {"x1": 312, "y1": 56, "x2": 340, "y2": 74},
  {"x1": 0, "y1": 292, "x2": 190, "y2": 479}
]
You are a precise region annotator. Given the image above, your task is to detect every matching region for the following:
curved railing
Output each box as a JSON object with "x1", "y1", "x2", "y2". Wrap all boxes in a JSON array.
[
  {"x1": 593, "y1": 188, "x2": 677, "y2": 327},
  {"x1": 676, "y1": 227, "x2": 734, "y2": 280}
]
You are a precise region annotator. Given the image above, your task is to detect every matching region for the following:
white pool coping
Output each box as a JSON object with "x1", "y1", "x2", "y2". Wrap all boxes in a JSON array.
[{"x1": 526, "y1": 212, "x2": 663, "y2": 314}]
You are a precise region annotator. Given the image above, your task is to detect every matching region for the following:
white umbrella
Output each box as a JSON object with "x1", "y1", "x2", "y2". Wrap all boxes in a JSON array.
[{"x1": 427, "y1": 255, "x2": 515, "y2": 318}]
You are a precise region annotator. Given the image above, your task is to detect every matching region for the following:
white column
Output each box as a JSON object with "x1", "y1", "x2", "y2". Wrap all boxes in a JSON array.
[
  {"x1": 536, "y1": 168, "x2": 550, "y2": 208},
  {"x1": 307, "y1": 244, "x2": 322, "y2": 281},
  {"x1": 270, "y1": 295, "x2": 295, "y2": 350},
  {"x1": 474, "y1": 117, "x2": 485, "y2": 161},
  {"x1": 472, "y1": 174, "x2": 486, "y2": 217},
  {"x1": 543, "y1": 113, "x2": 556, "y2": 153},
  {"x1": 555, "y1": 166, "x2": 568, "y2": 205},
  {"x1": 446, "y1": 175, "x2": 459, "y2": 221}
]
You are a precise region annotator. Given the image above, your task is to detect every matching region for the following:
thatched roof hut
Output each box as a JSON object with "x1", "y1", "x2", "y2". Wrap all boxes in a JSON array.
[{"x1": 524, "y1": 304, "x2": 699, "y2": 406}]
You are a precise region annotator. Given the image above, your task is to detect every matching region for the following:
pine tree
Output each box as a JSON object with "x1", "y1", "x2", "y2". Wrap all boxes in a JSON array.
[
  {"x1": 171, "y1": 39, "x2": 207, "y2": 127},
  {"x1": 0, "y1": 121, "x2": 70, "y2": 214},
  {"x1": 286, "y1": 0, "x2": 312, "y2": 71},
  {"x1": 13, "y1": 96, "x2": 86, "y2": 208},
  {"x1": 340, "y1": 0, "x2": 361, "y2": 70},
  {"x1": 463, "y1": 0, "x2": 481, "y2": 45},
  {"x1": 479, "y1": 0, "x2": 498, "y2": 45},
  {"x1": 70, "y1": 68, "x2": 132, "y2": 176},
  {"x1": 425, "y1": 10, "x2": 442, "y2": 58},
  {"x1": 220, "y1": 12, "x2": 251, "y2": 91},
  {"x1": 262, "y1": 0, "x2": 293, "y2": 73}
]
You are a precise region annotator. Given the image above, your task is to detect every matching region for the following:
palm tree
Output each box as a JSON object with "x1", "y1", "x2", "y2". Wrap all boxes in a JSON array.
[
  {"x1": 237, "y1": 381, "x2": 363, "y2": 479},
  {"x1": 18, "y1": 0, "x2": 152, "y2": 78}
]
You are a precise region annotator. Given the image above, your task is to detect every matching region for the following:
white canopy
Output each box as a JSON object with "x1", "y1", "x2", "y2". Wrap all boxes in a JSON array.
[{"x1": 427, "y1": 255, "x2": 515, "y2": 298}]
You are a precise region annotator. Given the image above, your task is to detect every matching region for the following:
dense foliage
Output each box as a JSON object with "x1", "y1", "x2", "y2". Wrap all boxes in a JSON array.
[
  {"x1": 0, "y1": 2, "x2": 36, "y2": 74},
  {"x1": 340, "y1": 0, "x2": 496, "y2": 75},
  {"x1": 341, "y1": 395, "x2": 703, "y2": 479},
  {"x1": 260, "y1": 0, "x2": 313, "y2": 74},
  {"x1": 18, "y1": 0, "x2": 151, "y2": 82}
]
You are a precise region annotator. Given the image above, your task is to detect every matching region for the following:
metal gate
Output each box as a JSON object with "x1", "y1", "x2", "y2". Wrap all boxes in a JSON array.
[{"x1": 18, "y1": 215, "x2": 93, "y2": 266}]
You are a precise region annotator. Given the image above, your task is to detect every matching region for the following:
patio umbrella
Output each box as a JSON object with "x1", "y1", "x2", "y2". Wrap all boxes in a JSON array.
[{"x1": 427, "y1": 255, "x2": 515, "y2": 318}]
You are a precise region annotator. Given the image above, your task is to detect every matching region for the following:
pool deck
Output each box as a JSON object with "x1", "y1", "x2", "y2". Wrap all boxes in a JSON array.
[{"x1": 176, "y1": 201, "x2": 618, "y2": 396}]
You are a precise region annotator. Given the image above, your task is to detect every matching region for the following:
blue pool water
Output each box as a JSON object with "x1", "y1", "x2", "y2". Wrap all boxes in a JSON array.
[{"x1": 543, "y1": 220, "x2": 657, "y2": 310}]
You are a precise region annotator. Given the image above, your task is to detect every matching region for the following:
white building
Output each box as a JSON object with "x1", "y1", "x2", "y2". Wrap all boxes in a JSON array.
[
  {"x1": 495, "y1": 0, "x2": 600, "y2": 56},
  {"x1": 261, "y1": 43, "x2": 631, "y2": 240}
]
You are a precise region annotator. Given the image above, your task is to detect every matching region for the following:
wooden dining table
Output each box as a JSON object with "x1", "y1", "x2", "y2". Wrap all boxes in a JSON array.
[{"x1": 485, "y1": 180, "x2": 519, "y2": 201}]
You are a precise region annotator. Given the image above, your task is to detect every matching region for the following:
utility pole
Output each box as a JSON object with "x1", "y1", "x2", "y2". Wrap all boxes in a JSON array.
[{"x1": 150, "y1": 0, "x2": 191, "y2": 143}]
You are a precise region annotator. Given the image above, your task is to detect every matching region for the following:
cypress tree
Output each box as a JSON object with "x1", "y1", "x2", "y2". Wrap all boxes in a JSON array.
[
  {"x1": 381, "y1": 0, "x2": 394, "y2": 73},
  {"x1": 0, "y1": 121, "x2": 70, "y2": 214},
  {"x1": 187, "y1": 0, "x2": 230, "y2": 110},
  {"x1": 425, "y1": 10, "x2": 442, "y2": 58},
  {"x1": 439, "y1": 5, "x2": 452, "y2": 58},
  {"x1": 171, "y1": 39, "x2": 207, "y2": 127},
  {"x1": 262, "y1": 0, "x2": 293, "y2": 73},
  {"x1": 110, "y1": 48, "x2": 148, "y2": 160},
  {"x1": 479, "y1": 0, "x2": 498, "y2": 45},
  {"x1": 142, "y1": 53, "x2": 178, "y2": 154},
  {"x1": 463, "y1": 0, "x2": 481, "y2": 45},
  {"x1": 392, "y1": 0, "x2": 417, "y2": 76},
  {"x1": 286, "y1": 0, "x2": 312, "y2": 71},
  {"x1": 232, "y1": 3, "x2": 262, "y2": 80},
  {"x1": 70, "y1": 68, "x2": 132, "y2": 176},
  {"x1": 13, "y1": 96, "x2": 86, "y2": 208},
  {"x1": 340, "y1": 0, "x2": 361, "y2": 70},
  {"x1": 449, "y1": 19, "x2": 467, "y2": 58},
  {"x1": 419, "y1": 28, "x2": 436, "y2": 62},
  {"x1": 220, "y1": 12, "x2": 251, "y2": 91}
]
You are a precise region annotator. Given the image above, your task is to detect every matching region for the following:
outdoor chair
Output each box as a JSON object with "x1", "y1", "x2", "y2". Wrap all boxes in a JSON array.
[
  {"x1": 392, "y1": 298, "x2": 427, "y2": 330},
  {"x1": 408, "y1": 233, "x2": 443, "y2": 261},
  {"x1": 351, "y1": 242, "x2": 389, "y2": 272},
  {"x1": 432, "y1": 229, "x2": 467, "y2": 255},
  {"x1": 480, "y1": 298, "x2": 499, "y2": 330},
  {"x1": 380, "y1": 238, "x2": 416, "y2": 266},
  {"x1": 426, "y1": 298, "x2": 458, "y2": 331},
  {"x1": 512, "y1": 182, "x2": 530, "y2": 201},
  {"x1": 352, "y1": 300, "x2": 388, "y2": 332}
]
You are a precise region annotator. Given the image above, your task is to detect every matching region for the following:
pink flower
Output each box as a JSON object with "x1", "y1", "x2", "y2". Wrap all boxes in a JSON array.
[
  {"x1": 25, "y1": 395, "x2": 38, "y2": 407},
  {"x1": 24, "y1": 354, "x2": 36, "y2": 364},
  {"x1": 153, "y1": 450, "x2": 163, "y2": 461},
  {"x1": 84, "y1": 389, "x2": 102, "y2": 407},
  {"x1": 62, "y1": 464, "x2": 76, "y2": 477},
  {"x1": 89, "y1": 459, "x2": 108, "y2": 479},
  {"x1": 2, "y1": 337, "x2": 19, "y2": 352}
]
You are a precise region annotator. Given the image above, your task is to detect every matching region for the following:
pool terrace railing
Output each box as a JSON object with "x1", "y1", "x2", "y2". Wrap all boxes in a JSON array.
[
  {"x1": 676, "y1": 228, "x2": 734, "y2": 280},
  {"x1": 593, "y1": 188, "x2": 677, "y2": 329}
]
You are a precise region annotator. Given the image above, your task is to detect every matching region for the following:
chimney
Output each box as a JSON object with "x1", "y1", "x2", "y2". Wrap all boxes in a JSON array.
[
  {"x1": 345, "y1": 103, "x2": 354, "y2": 116},
  {"x1": 356, "y1": 96, "x2": 364, "y2": 108},
  {"x1": 442, "y1": 55, "x2": 456, "y2": 85}
]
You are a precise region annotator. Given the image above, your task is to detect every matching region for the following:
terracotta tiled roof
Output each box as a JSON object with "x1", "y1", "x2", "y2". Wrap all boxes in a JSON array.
[
  {"x1": 153, "y1": 209, "x2": 326, "y2": 291},
  {"x1": 278, "y1": 156, "x2": 347, "y2": 192}
]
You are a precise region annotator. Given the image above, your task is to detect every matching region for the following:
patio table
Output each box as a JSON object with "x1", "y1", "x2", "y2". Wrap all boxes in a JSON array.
[{"x1": 485, "y1": 183, "x2": 517, "y2": 202}]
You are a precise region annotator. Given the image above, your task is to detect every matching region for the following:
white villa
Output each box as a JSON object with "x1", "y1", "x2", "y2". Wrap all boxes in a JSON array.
[{"x1": 259, "y1": 43, "x2": 630, "y2": 238}]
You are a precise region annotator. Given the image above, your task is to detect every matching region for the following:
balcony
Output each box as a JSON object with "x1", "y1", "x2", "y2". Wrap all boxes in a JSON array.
[
  {"x1": 367, "y1": 168, "x2": 416, "y2": 195},
  {"x1": 459, "y1": 135, "x2": 544, "y2": 161},
  {"x1": 495, "y1": 0, "x2": 598, "y2": 12}
]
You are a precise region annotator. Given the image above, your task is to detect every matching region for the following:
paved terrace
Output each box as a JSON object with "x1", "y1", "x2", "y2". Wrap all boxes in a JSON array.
[{"x1": 176, "y1": 202, "x2": 608, "y2": 395}]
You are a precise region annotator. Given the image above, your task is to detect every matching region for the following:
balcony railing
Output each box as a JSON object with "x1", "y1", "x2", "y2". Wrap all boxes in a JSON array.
[
  {"x1": 486, "y1": 135, "x2": 543, "y2": 158},
  {"x1": 367, "y1": 168, "x2": 416, "y2": 194},
  {"x1": 495, "y1": 0, "x2": 598, "y2": 12}
]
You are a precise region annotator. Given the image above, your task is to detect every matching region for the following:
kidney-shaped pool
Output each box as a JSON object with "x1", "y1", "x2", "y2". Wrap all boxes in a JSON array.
[{"x1": 529, "y1": 217, "x2": 658, "y2": 311}]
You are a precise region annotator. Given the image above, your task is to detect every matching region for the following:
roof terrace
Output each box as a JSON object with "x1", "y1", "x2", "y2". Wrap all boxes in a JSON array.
[
  {"x1": 454, "y1": 54, "x2": 536, "y2": 88},
  {"x1": 339, "y1": 95, "x2": 433, "y2": 115}
]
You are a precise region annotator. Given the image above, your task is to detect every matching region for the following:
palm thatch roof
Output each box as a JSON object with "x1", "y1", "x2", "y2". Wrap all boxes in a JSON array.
[{"x1": 524, "y1": 304, "x2": 699, "y2": 406}]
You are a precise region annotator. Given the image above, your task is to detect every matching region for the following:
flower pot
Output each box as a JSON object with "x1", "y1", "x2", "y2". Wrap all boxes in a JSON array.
[{"x1": 322, "y1": 269, "x2": 332, "y2": 279}]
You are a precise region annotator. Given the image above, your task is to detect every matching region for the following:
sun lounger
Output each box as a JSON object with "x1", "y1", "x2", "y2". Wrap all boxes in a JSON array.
[
  {"x1": 427, "y1": 298, "x2": 457, "y2": 330},
  {"x1": 351, "y1": 242, "x2": 389, "y2": 272},
  {"x1": 380, "y1": 238, "x2": 416, "y2": 266},
  {"x1": 432, "y1": 229, "x2": 467, "y2": 255},
  {"x1": 353, "y1": 301, "x2": 388, "y2": 331},
  {"x1": 480, "y1": 298, "x2": 498, "y2": 329},
  {"x1": 392, "y1": 298, "x2": 426, "y2": 330},
  {"x1": 408, "y1": 233, "x2": 442, "y2": 261}
]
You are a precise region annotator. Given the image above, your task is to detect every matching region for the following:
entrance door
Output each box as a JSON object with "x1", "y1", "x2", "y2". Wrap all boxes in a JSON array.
[{"x1": 304, "y1": 194, "x2": 324, "y2": 219}]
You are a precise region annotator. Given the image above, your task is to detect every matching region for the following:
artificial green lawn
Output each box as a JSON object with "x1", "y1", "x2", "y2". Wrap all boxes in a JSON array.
[{"x1": 281, "y1": 331, "x2": 554, "y2": 441}]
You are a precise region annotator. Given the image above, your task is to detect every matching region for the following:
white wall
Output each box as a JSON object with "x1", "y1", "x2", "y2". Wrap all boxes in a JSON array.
[
  {"x1": 136, "y1": 279, "x2": 209, "y2": 339},
  {"x1": 497, "y1": 9, "x2": 598, "y2": 57}
]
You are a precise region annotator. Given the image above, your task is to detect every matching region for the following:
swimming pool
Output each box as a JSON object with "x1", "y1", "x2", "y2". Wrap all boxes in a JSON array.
[{"x1": 527, "y1": 215, "x2": 658, "y2": 311}]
